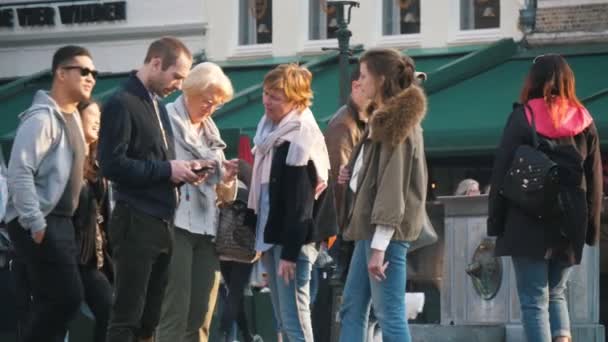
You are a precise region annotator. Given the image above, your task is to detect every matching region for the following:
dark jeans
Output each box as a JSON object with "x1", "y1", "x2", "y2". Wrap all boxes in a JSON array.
[
  {"x1": 80, "y1": 266, "x2": 112, "y2": 342},
  {"x1": 10, "y1": 258, "x2": 31, "y2": 342},
  {"x1": 106, "y1": 201, "x2": 173, "y2": 342},
  {"x1": 7, "y1": 216, "x2": 84, "y2": 342},
  {"x1": 219, "y1": 260, "x2": 254, "y2": 342}
]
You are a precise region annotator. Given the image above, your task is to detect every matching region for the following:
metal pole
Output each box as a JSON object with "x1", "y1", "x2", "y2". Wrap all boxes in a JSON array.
[{"x1": 335, "y1": 4, "x2": 351, "y2": 106}]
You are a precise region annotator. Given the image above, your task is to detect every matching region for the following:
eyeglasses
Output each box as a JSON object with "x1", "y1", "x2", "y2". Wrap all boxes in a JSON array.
[
  {"x1": 201, "y1": 99, "x2": 224, "y2": 111},
  {"x1": 62, "y1": 65, "x2": 99, "y2": 79}
]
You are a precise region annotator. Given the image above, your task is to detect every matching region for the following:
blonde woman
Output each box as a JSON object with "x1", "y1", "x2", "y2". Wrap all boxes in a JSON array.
[
  {"x1": 248, "y1": 64, "x2": 335, "y2": 342},
  {"x1": 156, "y1": 62, "x2": 238, "y2": 342}
]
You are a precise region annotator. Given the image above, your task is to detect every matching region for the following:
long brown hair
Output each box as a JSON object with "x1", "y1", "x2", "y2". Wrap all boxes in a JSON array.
[
  {"x1": 520, "y1": 54, "x2": 583, "y2": 127},
  {"x1": 359, "y1": 48, "x2": 416, "y2": 101},
  {"x1": 78, "y1": 99, "x2": 100, "y2": 182}
]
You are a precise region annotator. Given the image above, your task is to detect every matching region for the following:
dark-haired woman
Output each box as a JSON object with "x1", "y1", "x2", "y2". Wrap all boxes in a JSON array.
[
  {"x1": 487, "y1": 54, "x2": 602, "y2": 342},
  {"x1": 73, "y1": 100, "x2": 113, "y2": 342},
  {"x1": 337, "y1": 48, "x2": 428, "y2": 342}
]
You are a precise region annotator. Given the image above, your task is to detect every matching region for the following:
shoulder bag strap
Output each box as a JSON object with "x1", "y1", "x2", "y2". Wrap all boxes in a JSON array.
[{"x1": 525, "y1": 103, "x2": 540, "y2": 149}]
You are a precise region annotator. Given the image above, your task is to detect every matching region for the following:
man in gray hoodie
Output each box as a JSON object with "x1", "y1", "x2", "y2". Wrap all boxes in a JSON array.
[{"x1": 5, "y1": 45, "x2": 97, "y2": 342}]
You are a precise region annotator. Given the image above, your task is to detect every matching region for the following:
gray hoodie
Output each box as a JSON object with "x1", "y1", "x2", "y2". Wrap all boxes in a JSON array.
[{"x1": 4, "y1": 90, "x2": 84, "y2": 234}]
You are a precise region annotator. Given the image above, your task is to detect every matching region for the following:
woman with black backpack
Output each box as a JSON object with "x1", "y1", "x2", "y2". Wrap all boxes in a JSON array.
[{"x1": 488, "y1": 54, "x2": 602, "y2": 342}]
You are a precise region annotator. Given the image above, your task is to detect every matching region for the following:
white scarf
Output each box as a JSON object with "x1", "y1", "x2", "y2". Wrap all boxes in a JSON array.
[
  {"x1": 166, "y1": 96, "x2": 225, "y2": 203},
  {"x1": 247, "y1": 107, "x2": 330, "y2": 213}
]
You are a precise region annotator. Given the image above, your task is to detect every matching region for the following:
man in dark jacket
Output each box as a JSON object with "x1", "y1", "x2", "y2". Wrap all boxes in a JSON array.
[{"x1": 98, "y1": 37, "x2": 202, "y2": 342}]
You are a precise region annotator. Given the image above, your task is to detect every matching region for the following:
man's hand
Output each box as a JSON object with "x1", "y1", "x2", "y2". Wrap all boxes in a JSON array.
[
  {"x1": 278, "y1": 259, "x2": 297, "y2": 285},
  {"x1": 222, "y1": 158, "x2": 239, "y2": 184},
  {"x1": 32, "y1": 229, "x2": 46, "y2": 244},
  {"x1": 337, "y1": 165, "x2": 351, "y2": 185},
  {"x1": 368, "y1": 249, "x2": 389, "y2": 282},
  {"x1": 170, "y1": 160, "x2": 199, "y2": 184}
]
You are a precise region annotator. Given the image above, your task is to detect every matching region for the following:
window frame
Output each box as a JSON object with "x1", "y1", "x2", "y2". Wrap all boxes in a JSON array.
[
  {"x1": 448, "y1": 0, "x2": 503, "y2": 44},
  {"x1": 376, "y1": 0, "x2": 422, "y2": 48},
  {"x1": 302, "y1": 0, "x2": 338, "y2": 53},
  {"x1": 234, "y1": 0, "x2": 273, "y2": 57}
]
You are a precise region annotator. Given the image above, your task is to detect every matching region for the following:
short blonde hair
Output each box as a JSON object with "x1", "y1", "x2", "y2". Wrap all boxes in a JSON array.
[
  {"x1": 182, "y1": 62, "x2": 234, "y2": 102},
  {"x1": 263, "y1": 64, "x2": 313, "y2": 110}
]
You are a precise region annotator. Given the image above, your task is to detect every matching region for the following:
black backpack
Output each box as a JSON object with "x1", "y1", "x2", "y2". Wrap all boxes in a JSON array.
[{"x1": 501, "y1": 105, "x2": 585, "y2": 224}]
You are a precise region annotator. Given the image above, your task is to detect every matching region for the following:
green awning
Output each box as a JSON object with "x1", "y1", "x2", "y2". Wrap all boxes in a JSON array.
[
  {"x1": 424, "y1": 51, "x2": 608, "y2": 158},
  {"x1": 212, "y1": 49, "x2": 472, "y2": 137},
  {"x1": 0, "y1": 73, "x2": 127, "y2": 139},
  {"x1": 0, "y1": 64, "x2": 284, "y2": 158},
  {"x1": 2, "y1": 41, "x2": 607, "y2": 160}
]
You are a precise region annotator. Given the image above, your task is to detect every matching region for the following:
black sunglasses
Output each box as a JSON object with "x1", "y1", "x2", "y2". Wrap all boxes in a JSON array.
[{"x1": 62, "y1": 65, "x2": 99, "y2": 79}]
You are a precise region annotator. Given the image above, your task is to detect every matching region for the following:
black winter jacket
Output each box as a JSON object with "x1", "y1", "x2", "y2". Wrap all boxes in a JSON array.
[
  {"x1": 264, "y1": 142, "x2": 337, "y2": 262},
  {"x1": 487, "y1": 104, "x2": 602, "y2": 265},
  {"x1": 98, "y1": 73, "x2": 178, "y2": 220}
]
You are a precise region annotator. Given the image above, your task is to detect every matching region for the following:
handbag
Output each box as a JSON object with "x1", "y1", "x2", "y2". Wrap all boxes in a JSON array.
[
  {"x1": 501, "y1": 105, "x2": 560, "y2": 219},
  {"x1": 216, "y1": 198, "x2": 258, "y2": 263},
  {"x1": 409, "y1": 210, "x2": 438, "y2": 253}
]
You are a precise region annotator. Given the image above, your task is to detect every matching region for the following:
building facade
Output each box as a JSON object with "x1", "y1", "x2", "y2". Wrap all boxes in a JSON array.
[
  {"x1": 206, "y1": 0, "x2": 523, "y2": 60},
  {"x1": 0, "y1": 0, "x2": 529, "y2": 79},
  {"x1": 530, "y1": 0, "x2": 608, "y2": 45},
  {"x1": 0, "y1": 0, "x2": 207, "y2": 78}
]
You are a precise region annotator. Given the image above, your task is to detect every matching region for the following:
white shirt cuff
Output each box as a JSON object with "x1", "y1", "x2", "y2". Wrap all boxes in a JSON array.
[{"x1": 371, "y1": 225, "x2": 395, "y2": 251}]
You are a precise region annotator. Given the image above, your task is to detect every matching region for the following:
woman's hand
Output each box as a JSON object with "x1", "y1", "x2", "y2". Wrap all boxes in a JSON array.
[
  {"x1": 190, "y1": 159, "x2": 215, "y2": 185},
  {"x1": 368, "y1": 249, "x2": 389, "y2": 282},
  {"x1": 337, "y1": 165, "x2": 351, "y2": 185},
  {"x1": 278, "y1": 259, "x2": 297, "y2": 285},
  {"x1": 222, "y1": 158, "x2": 239, "y2": 184}
]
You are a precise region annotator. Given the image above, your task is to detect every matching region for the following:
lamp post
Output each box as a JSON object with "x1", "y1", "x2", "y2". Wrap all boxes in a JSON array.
[
  {"x1": 519, "y1": 0, "x2": 537, "y2": 34},
  {"x1": 325, "y1": 1, "x2": 359, "y2": 106}
]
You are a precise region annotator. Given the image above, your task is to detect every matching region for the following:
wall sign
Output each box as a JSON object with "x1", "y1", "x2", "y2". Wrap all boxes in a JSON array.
[
  {"x1": 0, "y1": 1, "x2": 125, "y2": 28},
  {"x1": 0, "y1": 8, "x2": 13, "y2": 27},
  {"x1": 17, "y1": 6, "x2": 54, "y2": 26},
  {"x1": 59, "y1": 2, "x2": 126, "y2": 24}
]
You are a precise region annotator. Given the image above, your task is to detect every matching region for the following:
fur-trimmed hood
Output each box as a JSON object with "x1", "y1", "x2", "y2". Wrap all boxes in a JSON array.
[{"x1": 368, "y1": 85, "x2": 427, "y2": 146}]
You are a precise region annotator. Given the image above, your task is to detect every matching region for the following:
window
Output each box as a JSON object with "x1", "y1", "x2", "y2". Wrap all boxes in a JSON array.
[
  {"x1": 460, "y1": 0, "x2": 500, "y2": 30},
  {"x1": 309, "y1": 0, "x2": 338, "y2": 40},
  {"x1": 238, "y1": 0, "x2": 272, "y2": 45},
  {"x1": 382, "y1": 0, "x2": 421, "y2": 36}
]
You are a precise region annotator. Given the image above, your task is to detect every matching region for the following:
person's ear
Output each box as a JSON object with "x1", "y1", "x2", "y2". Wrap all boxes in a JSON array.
[
  {"x1": 55, "y1": 67, "x2": 67, "y2": 82},
  {"x1": 150, "y1": 57, "x2": 162, "y2": 72}
]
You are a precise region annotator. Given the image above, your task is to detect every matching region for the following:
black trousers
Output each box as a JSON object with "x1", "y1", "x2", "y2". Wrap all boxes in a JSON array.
[
  {"x1": 7, "y1": 216, "x2": 84, "y2": 342},
  {"x1": 219, "y1": 260, "x2": 254, "y2": 342},
  {"x1": 80, "y1": 266, "x2": 113, "y2": 342},
  {"x1": 106, "y1": 202, "x2": 173, "y2": 342}
]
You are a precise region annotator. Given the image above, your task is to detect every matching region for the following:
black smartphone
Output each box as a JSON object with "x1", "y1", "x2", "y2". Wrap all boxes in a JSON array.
[{"x1": 192, "y1": 165, "x2": 213, "y2": 174}]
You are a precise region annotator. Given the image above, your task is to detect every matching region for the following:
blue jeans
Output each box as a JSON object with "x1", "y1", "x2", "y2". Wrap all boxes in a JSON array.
[
  {"x1": 339, "y1": 240, "x2": 410, "y2": 342},
  {"x1": 263, "y1": 244, "x2": 318, "y2": 342},
  {"x1": 512, "y1": 256, "x2": 573, "y2": 342}
]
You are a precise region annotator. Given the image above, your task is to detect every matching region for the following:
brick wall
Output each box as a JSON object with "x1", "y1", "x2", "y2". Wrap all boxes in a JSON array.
[{"x1": 535, "y1": 3, "x2": 608, "y2": 33}]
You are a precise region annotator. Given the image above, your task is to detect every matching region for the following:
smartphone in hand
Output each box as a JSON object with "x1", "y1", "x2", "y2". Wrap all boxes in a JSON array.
[{"x1": 192, "y1": 165, "x2": 213, "y2": 175}]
